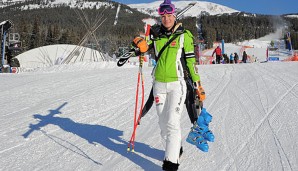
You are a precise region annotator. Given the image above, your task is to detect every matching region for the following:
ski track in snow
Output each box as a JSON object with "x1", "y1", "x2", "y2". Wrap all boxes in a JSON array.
[
  {"x1": 251, "y1": 64, "x2": 297, "y2": 171},
  {"x1": 1, "y1": 62, "x2": 298, "y2": 171},
  {"x1": 196, "y1": 63, "x2": 298, "y2": 171}
]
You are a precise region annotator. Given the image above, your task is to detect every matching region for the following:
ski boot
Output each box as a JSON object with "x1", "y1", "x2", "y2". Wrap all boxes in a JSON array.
[
  {"x1": 186, "y1": 126, "x2": 209, "y2": 152},
  {"x1": 193, "y1": 124, "x2": 215, "y2": 142},
  {"x1": 186, "y1": 108, "x2": 214, "y2": 152},
  {"x1": 196, "y1": 108, "x2": 215, "y2": 142},
  {"x1": 162, "y1": 160, "x2": 179, "y2": 171},
  {"x1": 200, "y1": 108, "x2": 212, "y2": 125}
]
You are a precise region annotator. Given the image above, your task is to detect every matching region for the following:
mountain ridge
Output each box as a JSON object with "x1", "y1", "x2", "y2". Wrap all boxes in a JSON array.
[{"x1": 128, "y1": 0, "x2": 239, "y2": 17}]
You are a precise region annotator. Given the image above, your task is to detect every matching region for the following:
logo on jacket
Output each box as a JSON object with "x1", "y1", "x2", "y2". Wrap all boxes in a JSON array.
[
  {"x1": 171, "y1": 40, "x2": 177, "y2": 47},
  {"x1": 155, "y1": 96, "x2": 160, "y2": 104}
]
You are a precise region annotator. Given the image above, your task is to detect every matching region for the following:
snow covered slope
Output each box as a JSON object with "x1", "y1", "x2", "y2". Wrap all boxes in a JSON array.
[
  {"x1": 128, "y1": 0, "x2": 239, "y2": 17},
  {"x1": 285, "y1": 14, "x2": 298, "y2": 18},
  {"x1": 16, "y1": 44, "x2": 110, "y2": 68},
  {"x1": 1, "y1": 61, "x2": 298, "y2": 170},
  {"x1": 202, "y1": 28, "x2": 289, "y2": 62},
  {"x1": 0, "y1": 0, "x2": 238, "y2": 17},
  {"x1": 0, "y1": 0, "x2": 115, "y2": 9}
]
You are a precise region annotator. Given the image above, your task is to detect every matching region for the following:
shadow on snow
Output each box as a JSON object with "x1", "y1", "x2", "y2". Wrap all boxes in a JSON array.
[{"x1": 22, "y1": 102, "x2": 163, "y2": 170}]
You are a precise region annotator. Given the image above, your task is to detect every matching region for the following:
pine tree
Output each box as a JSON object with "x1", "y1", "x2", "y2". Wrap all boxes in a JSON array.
[
  {"x1": 19, "y1": 19, "x2": 30, "y2": 51},
  {"x1": 45, "y1": 25, "x2": 55, "y2": 45},
  {"x1": 29, "y1": 16, "x2": 41, "y2": 50},
  {"x1": 60, "y1": 29, "x2": 74, "y2": 44}
]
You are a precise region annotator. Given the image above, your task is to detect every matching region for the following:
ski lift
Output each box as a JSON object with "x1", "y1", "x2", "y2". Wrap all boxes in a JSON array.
[
  {"x1": 0, "y1": 20, "x2": 13, "y2": 34},
  {"x1": 1, "y1": 20, "x2": 13, "y2": 68},
  {"x1": 9, "y1": 32, "x2": 20, "y2": 41},
  {"x1": 8, "y1": 33, "x2": 22, "y2": 51}
]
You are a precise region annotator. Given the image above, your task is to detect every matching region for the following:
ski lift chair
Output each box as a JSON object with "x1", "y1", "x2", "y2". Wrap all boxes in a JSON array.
[{"x1": 8, "y1": 33, "x2": 22, "y2": 51}]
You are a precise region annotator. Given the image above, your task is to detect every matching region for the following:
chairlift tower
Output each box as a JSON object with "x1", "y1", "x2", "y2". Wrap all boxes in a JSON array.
[
  {"x1": 1, "y1": 20, "x2": 22, "y2": 72},
  {"x1": 1, "y1": 20, "x2": 13, "y2": 67}
]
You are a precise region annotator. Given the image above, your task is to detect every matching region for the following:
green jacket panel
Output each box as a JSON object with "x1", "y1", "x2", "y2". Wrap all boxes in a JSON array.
[{"x1": 152, "y1": 28, "x2": 200, "y2": 83}]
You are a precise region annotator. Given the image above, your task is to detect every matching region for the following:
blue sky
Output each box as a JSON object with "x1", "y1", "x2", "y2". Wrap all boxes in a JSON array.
[{"x1": 113, "y1": 0, "x2": 298, "y2": 15}]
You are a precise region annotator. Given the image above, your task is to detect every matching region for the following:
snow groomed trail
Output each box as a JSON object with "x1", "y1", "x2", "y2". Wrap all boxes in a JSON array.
[{"x1": 0, "y1": 62, "x2": 298, "y2": 171}]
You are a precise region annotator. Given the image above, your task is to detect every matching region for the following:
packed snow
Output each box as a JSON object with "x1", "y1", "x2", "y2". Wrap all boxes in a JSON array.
[{"x1": 1, "y1": 36, "x2": 298, "y2": 171}]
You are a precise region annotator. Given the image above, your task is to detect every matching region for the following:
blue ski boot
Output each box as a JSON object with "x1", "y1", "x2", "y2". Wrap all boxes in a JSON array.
[
  {"x1": 200, "y1": 108, "x2": 212, "y2": 125},
  {"x1": 186, "y1": 126, "x2": 209, "y2": 152},
  {"x1": 193, "y1": 124, "x2": 215, "y2": 142},
  {"x1": 186, "y1": 108, "x2": 214, "y2": 152},
  {"x1": 196, "y1": 108, "x2": 215, "y2": 142}
]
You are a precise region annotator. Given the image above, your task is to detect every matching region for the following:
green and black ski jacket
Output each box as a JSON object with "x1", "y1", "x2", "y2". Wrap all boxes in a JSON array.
[
  {"x1": 148, "y1": 24, "x2": 200, "y2": 83},
  {"x1": 141, "y1": 23, "x2": 201, "y2": 124}
]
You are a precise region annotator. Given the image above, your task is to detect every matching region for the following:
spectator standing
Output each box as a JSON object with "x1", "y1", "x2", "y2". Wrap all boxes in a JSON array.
[
  {"x1": 234, "y1": 52, "x2": 239, "y2": 63},
  {"x1": 212, "y1": 46, "x2": 222, "y2": 64},
  {"x1": 229, "y1": 53, "x2": 234, "y2": 64},
  {"x1": 242, "y1": 51, "x2": 247, "y2": 63}
]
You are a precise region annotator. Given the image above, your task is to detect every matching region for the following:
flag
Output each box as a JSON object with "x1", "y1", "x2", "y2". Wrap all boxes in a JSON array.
[{"x1": 286, "y1": 32, "x2": 292, "y2": 51}]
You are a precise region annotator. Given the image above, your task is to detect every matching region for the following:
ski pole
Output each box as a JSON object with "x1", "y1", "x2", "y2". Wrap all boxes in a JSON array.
[
  {"x1": 133, "y1": 59, "x2": 145, "y2": 146},
  {"x1": 127, "y1": 55, "x2": 145, "y2": 152},
  {"x1": 127, "y1": 24, "x2": 150, "y2": 152},
  {"x1": 127, "y1": 71, "x2": 140, "y2": 152}
]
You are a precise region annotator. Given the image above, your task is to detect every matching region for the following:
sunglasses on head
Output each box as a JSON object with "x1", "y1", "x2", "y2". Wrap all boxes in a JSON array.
[{"x1": 158, "y1": 4, "x2": 175, "y2": 15}]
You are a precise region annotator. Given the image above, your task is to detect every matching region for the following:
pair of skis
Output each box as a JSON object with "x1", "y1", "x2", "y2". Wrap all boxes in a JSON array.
[{"x1": 118, "y1": 2, "x2": 197, "y2": 152}]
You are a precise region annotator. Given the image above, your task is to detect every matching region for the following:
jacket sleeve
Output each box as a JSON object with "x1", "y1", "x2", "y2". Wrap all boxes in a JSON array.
[{"x1": 184, "y1": 30, "x2": 200, "y2": 82}]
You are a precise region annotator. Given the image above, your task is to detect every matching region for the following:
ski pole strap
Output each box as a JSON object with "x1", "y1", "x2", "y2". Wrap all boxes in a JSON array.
[{"x1": 155, "y1": 34, "x2": 180, "y2": 62}]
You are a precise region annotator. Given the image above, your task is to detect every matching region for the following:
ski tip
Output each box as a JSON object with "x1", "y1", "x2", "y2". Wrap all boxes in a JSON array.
[{"x1": 117, "y1": 59, "x2": 127, "y2": 67}]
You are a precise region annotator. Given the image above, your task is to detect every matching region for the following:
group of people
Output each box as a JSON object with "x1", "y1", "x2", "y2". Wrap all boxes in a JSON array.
[
  {"x1": 212, "y1": 46, "x2": 249, "y2": 64},
  {"x1": 228, "y1": 52, "x2": 240, "y2": 64}
]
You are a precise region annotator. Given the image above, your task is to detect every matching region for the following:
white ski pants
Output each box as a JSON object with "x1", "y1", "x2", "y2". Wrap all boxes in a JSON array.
[{"x1": 153, "y1": 80, "x2": 186, "y2": 164}]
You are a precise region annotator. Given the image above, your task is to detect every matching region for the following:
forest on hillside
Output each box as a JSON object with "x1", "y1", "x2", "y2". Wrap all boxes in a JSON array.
[{"x1": 0, "y1": 1, "x2": 297, "y2": 56}]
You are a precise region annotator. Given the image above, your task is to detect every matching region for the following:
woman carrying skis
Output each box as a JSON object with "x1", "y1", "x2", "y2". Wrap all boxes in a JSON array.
[{"x1": 132, "y1": 0, "x2": 205, "y2": 170}]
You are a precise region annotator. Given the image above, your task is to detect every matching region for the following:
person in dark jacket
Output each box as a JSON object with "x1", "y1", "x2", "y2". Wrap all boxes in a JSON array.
[
  {"x1": 222, "y1": 54, "x2": 229, "y2": 64},
  {"x1": 242, "y1": 51, "x2": 247, "y2": 63},
  {"x1": 234, "y1": 52, "x2": 239, "y2": 64}
]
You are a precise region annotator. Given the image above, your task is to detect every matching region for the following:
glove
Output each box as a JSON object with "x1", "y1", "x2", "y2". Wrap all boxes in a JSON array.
[
  {"x1": 195, "y1": 81, "x2": 206, "y2": 102},
  {"x1": 132, "y1": 37, "x2": 149, "y2": 54}
]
